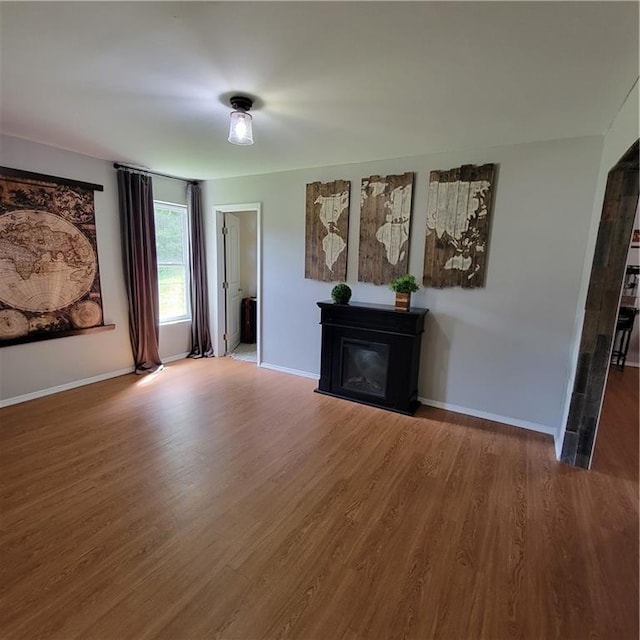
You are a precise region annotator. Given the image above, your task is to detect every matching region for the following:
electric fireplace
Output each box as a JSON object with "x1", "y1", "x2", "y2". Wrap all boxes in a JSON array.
[{"x1": 316, "y1": 301, "x2": 428, "y2": 415}]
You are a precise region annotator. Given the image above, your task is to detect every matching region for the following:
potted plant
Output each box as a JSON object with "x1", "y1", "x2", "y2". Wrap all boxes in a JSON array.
[
  {"x1": 389, "y1": 274, "x2": 419, "y2": 311},
  {"x1": 331, "y1": 283, "x2": 352, "y2": 305}
]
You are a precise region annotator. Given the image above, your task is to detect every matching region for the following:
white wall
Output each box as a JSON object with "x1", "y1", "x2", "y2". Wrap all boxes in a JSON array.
[
  {"x1": 0, "y1": 135, "x2": 131, "y2": 403},
  {"x1": 204, "y1": 136, "x2": 603, "y2": 435},
  {"x1": 0, "y1": 135, "x2": 190, "y2": 405},
  {"x1": 154, "y1": 175, "x2": 188, "y2": 209},
  {"x1": 237, "y1": 211, "x2": 258, "y2": 299}
]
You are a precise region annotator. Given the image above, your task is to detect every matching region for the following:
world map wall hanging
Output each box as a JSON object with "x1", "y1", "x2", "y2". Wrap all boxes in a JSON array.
[
  {"x1": 358, "y1": 172, "x2": 414, "y2": 285},
  {"x1": 423, "y1": 164, "x2": 496, "y2": 288},
  {"x1": 0, "y1": 167, "x2": 113, "y2": 347},
  {"x1": 305, "y1": 180, "x2": 351, "y2": 282}
]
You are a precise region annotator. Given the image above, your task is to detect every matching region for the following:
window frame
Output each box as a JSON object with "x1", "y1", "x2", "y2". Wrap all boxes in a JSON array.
[{"x1": 153, "y1": 200, "x2": 191, "y2": 325}]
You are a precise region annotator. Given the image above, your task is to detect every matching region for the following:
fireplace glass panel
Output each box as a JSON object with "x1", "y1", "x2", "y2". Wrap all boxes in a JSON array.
[{"x1": 341, "y1": 339, "x2": 389, "y2": 398}]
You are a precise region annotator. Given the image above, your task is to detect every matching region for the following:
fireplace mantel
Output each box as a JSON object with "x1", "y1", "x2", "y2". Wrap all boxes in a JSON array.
[{"x1": 316, "y1": 300, "x2": 429, "y2": 415}]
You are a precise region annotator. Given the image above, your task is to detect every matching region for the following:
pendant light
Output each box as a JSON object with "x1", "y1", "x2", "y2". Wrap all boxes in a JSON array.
[{"x1": 228, "y1": 95, "x2": 254, "y2": 145}]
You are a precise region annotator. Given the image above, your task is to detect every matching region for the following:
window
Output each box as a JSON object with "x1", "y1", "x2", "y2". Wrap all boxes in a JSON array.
[{"x1": 154, "y1": 201, "x2": 191, "y2": 323}]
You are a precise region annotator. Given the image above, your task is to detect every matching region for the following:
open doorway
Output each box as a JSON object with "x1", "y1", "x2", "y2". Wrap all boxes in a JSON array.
[
  {"x1": 224, "y1": 210, "x2": 258, "y2": 363},
  {"x1": 212, "y1": 203, "x2": 262, "y2": 365},
  {"x1": 561, "y1": 140, "x2": 639, "y2": 468},
  {"x1": 589, "y1": 206, "x2": 639, "y2": 478}
]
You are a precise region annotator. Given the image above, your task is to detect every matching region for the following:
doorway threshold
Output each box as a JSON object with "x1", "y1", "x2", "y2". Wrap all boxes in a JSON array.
[{"x1": 229, "y1": 343, "x2": 257, "y2": 363}]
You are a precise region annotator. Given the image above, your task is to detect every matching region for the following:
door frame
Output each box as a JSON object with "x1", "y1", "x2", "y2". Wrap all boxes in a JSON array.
[
  {"x1": 560, "y1": 140, "x2": 639, "y2": 467},
  {"x1": 223, "y1": 212, "x2": 242, "y2": 353},
  {"x1": 211, "y1": 202, "x2": 262, "y2": 364}
]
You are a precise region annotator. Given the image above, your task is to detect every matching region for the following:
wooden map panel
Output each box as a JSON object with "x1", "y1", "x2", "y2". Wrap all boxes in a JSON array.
[
  {"x1": 358, "y1": 172, "x2": 414, "y2": 285},
  {"x1": 423, "y1": 164, "x2": 496, "y2": 289},
  {"x1": 0, "y1": 167, "x2": 105, "y2": 346},
  {"x1": 305, "y1": 180, "x2": 350, "y2": 282}
]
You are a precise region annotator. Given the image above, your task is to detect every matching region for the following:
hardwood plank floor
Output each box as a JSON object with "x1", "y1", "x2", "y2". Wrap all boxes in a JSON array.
[
  {"x1": 1, "y1": 358, "x2": 637, "y2": 639},
  {"x1": 591, "y1": 366, "x2": 639, "y2": 480}
]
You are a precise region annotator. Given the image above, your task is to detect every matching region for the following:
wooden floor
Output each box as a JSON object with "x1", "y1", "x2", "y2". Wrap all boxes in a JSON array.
[
  {"x1": 591, "y1": 365, "x2": 639, "y2": 480},
  {"x1": 1, "y1": 358, "x2": 637, "y2": 640}
]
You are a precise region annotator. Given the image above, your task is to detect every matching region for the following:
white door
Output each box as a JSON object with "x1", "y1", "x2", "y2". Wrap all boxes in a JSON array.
[{"x1": 224, "y1": 213, "x2": 242, "y2": 352}]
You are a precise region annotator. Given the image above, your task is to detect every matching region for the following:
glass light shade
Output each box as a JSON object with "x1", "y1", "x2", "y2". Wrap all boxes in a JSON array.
[{"x1": 228, "y1": 111, "x2": 254, "y2": 145}]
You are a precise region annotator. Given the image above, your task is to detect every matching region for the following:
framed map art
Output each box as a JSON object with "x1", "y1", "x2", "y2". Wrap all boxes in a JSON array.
[
  {"x1": 423, "y1": 164, "x2": 496, "y2": 288},
  {"x1": 358, "y1": 172, "x2": 414, "y2": 285},
  {"x1": 305, "y1": 180, "x2": 351, "y2": 282},
  {"x1": 0, "y1": 167, "x2": 113, "y2": 347}
]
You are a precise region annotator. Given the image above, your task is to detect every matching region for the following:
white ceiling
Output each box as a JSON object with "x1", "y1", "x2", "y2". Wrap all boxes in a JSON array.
[{"x1": 1, "y1": 2, "x2": 638, "y2": 180}]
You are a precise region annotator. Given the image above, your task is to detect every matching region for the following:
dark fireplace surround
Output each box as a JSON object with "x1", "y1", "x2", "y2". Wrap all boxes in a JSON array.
[{"x1": 316, "y1": 301, "x2": 428, "y2": 415}]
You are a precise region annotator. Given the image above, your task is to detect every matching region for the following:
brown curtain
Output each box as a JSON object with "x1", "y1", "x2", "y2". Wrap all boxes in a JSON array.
[
  {"x1": 187, "y1": 182, "x2": 214, "y2": 358},
  {"x1": 117, "y1": 168, "x2": 164, "y2": 374}
]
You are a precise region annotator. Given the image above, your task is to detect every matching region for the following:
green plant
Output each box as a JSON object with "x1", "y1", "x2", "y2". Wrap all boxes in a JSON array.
[
  {"x1": 331, "y1": 283, "x2": 352, "y2": 304},
  {"x1": 389, "y1": 274, "x2": 420, "y2": 294}
]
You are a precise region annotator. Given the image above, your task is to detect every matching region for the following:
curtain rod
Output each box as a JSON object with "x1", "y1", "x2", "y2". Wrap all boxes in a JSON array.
[{"x1": 113, "y1": 162, "x2": 199, "y2": 185}]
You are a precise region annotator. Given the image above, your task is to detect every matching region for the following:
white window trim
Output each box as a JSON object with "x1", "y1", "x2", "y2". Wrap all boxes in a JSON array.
[{"x1": 154, "y1": 200, "x2": 192, "y2": 325}]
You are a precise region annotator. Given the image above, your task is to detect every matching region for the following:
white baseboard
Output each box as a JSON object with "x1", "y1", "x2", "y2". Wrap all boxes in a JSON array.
[
  {"x1": 0, "y1": 366, "x2": 134, "y2": 408},
  {"x1": 624, "y1": 361, "x2": 639, "y2": 368},
  {"x1": 555, "y1": 433, "x2": 564, "y2": 460},
  {"x1": 0, "y1": 352, "x2": 191, "y2": 408},
  {"x1": 254, "y1": 364, "x2": 556, "y2": 438},
  {"x1": 163, "y1": 352, "x2": 190, "y2": 364},
  {"x1": 418, "y1": 396, "x2": 557, "y2": 437},
  {"x1": 2, "y1": 355, "x2": 556, "y2": 438},
  {"x1": 259, "y1": 362, "x2": 318, "y2": 380}
]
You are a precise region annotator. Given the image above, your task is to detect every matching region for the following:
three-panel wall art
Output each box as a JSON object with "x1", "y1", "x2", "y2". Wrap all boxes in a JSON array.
[{"x1": 304, "y1": 164, "x2": 497, "y2": 289}]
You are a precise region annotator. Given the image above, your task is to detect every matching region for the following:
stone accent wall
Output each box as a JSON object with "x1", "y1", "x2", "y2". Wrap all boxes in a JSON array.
[{"x1": 562, "y1": 151, "x2": 639, "y2": 467}]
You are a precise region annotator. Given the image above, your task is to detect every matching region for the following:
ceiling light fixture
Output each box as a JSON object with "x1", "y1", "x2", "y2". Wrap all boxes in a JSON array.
[{"x1": 228, "y1": 95, "x2": 254, "y2": 145}]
